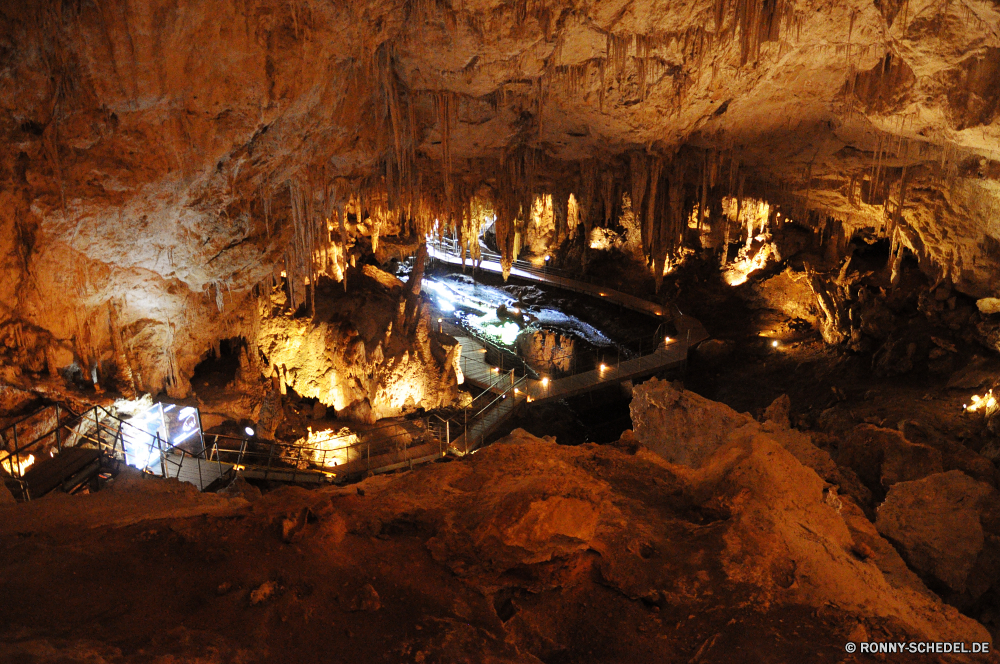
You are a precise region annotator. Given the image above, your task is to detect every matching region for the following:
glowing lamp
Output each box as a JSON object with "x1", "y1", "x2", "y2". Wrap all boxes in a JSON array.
[
  {"x1": 541, "y1": 377, "x2": 549, "y2": 387},
  {"x1": 771, "y1": 340, "x2": 779, "y2": 348},
  {"x1": 600, "y1": 363, "x2": 607, "y2": 371},
  {"x1": 544, "y1": 255, "x2": 550, "y2": 261},
  {"x1": 245, "y1": 426, "x2": 255, "y2": 436}
]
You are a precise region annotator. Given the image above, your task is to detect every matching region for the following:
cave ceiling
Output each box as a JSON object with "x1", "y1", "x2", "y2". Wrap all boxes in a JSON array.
[{"x1": 0, "y1": 0, "x2": 998, "y2": 392}]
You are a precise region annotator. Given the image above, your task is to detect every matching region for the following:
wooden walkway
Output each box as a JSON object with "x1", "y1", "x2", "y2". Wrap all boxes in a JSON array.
[
  {"x1": 427, "y1": 239, "x2": 669, "y2": 317},
  {"x1": 449, "y1": 390, "x2": 522, "y2": 454},
  {"x1": 162, "y1": 454, "x2": 234, "y2": 491},
  {"x1": 521, "y1": 338, "x2": 694, "y2": 403},
  {"x1": 452, "y1": 331, "x2": 523, "y2": 393},
  {"x1": 19, "y1": 447, "x2": 104, "y2": 498}
]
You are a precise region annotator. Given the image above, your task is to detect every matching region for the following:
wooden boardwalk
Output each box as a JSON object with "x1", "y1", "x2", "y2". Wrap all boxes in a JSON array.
[
  {"x1": 428, "y1": 239, "x2": 669, "y2": 317},
  {"x1": 428, "y1": 237, "x2": 709, "y2": 448},
  {"x1": 19, "y1": 447, "x2": 104, "y2": 498},
  {"x1": 522, "y1": 338, "x2": 693, "y2": 403},
  {"x1": 452, "y1": 331, "x2": 523, "y2": 393},
  {"x1": 162, "y1": 454, "x2": 234, "y2": 491},
  {"x1": 449, "y1": 390, "x2": 522, "y2": 454}
]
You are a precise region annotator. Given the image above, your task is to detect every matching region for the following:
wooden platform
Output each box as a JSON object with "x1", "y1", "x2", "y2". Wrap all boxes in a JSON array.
[
  {"x1": 428, "y1": 240, "x2": 668, "y2": 317},
  {"x1": 450, "y1": 390, "x2": 524, "y2": 454},
  {"x1": 523, "y1": 340, "x2": 692, "y2": 403},
  {"x1": 162, "y1": 454, "x2": 234, "y2": 491},
  {"x1": 20, "y1": 447, "x2": 103, "y2": 498},
  {"x1": 452, "y1": 332, "x2": 520, "y2": 393},
  {"x1": 333, "y1": 440, "x2": 445, "y2": 478}
]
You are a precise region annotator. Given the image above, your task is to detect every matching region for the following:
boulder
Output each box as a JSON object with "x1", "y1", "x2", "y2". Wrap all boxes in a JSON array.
[
  {"x1": 630, "y1": 377, "x2": 754, "y2": 467},
  {"x1": 977, "y1": 297, "x2": 1000, "y2": 315},
  {"x1": 837, "y1": 425, "x2": 943, "y2": 502},
  {"x1": 743, "y1": 268, "x2": 821, "y2": 327},
  {"x1": 946, "y1": 355, "x2": 996, "y2": 390},
  {"x1": 693, "y1": 338, "x2": 733, "y2": 365},
  {"x1": 762, "y1": 393, "x2": 791, "y2": 429},
  {"x1": 876, "y1": 471, "x2": 995, "y2": 594}
]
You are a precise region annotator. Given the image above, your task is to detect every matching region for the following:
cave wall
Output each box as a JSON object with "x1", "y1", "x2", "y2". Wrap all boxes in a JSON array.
[{"x1": 0, "y1": 0, "x2": 997, "y2": 397}]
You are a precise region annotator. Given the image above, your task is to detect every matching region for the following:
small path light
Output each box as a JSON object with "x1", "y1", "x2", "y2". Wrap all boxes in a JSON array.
[{"x1": 244, "y1": 426, "x2": 255, "y2": 437}]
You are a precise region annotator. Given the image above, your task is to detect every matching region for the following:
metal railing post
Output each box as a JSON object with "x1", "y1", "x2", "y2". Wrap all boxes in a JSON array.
[
  {"x1": 264, "y1": 442, "x2": 275, "y2": 481},
  {"x1": 54, "y1": 404, "x2": 61, "y2": 453},
  {"x1": 156, "y1": 433, "x2": 166, "y2": 479},
  {"x1": 12, "y1": 424, "x2": 20, "y2": 487}
]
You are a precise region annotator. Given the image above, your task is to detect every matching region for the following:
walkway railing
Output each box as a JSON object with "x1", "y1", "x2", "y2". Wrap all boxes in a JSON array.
[
  {"x1": 205, "y1": 418, "x2": 447, "y2": 480},
  {"x1": 438, "y1": 371, "x2": 527, "y2": 455},
  {"x1": 427, "y1": 235, "x2": 669, "y2": 317},
  {"x1": 0, "y1": 402, "x2": 178, "y2": 500}
]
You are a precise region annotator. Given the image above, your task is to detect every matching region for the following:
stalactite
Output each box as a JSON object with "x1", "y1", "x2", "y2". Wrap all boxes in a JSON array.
[
  {"x1": 630, "y1": 152, "x2": 649, "y2": 247},
  {"x1": 643, "y1": 157, "x2": 663, "y2": 257},
  {"x1": 552, "y1": 189, "x2": 569, "y2": 246}
]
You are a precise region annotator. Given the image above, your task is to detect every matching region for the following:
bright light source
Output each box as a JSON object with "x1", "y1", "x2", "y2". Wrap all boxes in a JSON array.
[
  {"x1": 492, "y1": 367, "x2": 499, "y2": 373},
  {"x1": 438, "y1": 318, "x2": 442, "y2": 322},
  {"x1": 665, "y1": 337, "x2": 671, "y2": 343},
  {"x1": 245, "y1": 426, "x2": 255, "y2": 436},
  {"x1": 514, "y1": 388, "x2": 520, "y2": 394},
  {"x1": 600, "y1": 363, "x2": 607, "y2": 371},
  {"x1": 771, "y1": 340, "x2": 779, "y2": 348},
  {"x1": 541, "y1": 377, "x2": 549, "y2": 387},
  {"x1": 172, "y1": 429, "x2": 199, "y2": 445},
  {"x1": 968, "y1": 390, "x2": 998, "y2": 414},
  {"x1": 544, "y1": 255, "x2": 550, "y2": 261}
]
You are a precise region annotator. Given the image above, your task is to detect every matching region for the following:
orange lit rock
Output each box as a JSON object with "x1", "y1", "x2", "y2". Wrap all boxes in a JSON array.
[
  {"x1": 256, "y1": 267, "x2": 461, "y2": 422},
  {"x1": 876, "y1": 470, "x2": 996, "y2": 595}
]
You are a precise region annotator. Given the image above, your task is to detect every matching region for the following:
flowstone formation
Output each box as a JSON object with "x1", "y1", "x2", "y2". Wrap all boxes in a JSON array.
[{"x1": 255, "y1": 264, "x2": 463, "y2": 422}]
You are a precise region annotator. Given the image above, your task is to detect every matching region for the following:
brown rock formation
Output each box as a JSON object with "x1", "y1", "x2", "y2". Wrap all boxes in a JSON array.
[
  {"x1": 876, "y1": 470, "x2": 996, "y2": 596},
  {"x1": 1, "y1": 396, "x2": 994, "y2": 661},
  {"x1": 256, "y1": 266, "x2": 461, "y2": 422},
  {"x1": 0, "y1": 0, "x2": 995, "y2": 394}
]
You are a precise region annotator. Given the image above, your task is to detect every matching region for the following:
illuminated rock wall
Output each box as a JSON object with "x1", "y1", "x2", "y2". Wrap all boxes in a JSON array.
[
  {"x1": 256, "y1": 268, "x2": 461, "y2": 422},
  {"x1": 0, "y1": 0, "x2": 998, "y2": 396}
]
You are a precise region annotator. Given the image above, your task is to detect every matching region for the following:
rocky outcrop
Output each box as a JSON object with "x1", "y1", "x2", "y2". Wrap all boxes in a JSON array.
[
  {"x1": 837, "y1": 424, "x2": 944, "y2": 503},
  {"x1": 0, "y1": 416, "x2": 993, "y2": 662},
  {"x1": 257, "y1": 266, "x2": 461, "y2": 422},
  {"x1": 516, "y1": 329, "x2": 575, "y2": 375},
  {"x1": 0, "y1": 0, "x2": 996, "y2": 401},
  {"x1": 876, "y1": 471, "x2": 997, "y2": 596},
  {"x1": 629, "y1": 377, "x2": 755, "y2": 467},
  {"x1": 762, "y1": 393, "x2": 791, "y2": 429}
]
